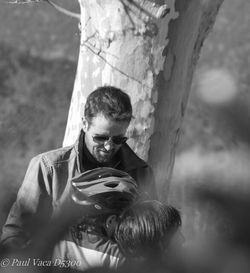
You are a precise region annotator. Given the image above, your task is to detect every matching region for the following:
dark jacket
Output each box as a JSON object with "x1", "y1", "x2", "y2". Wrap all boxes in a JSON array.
[{"x1": 0, "y1": 130, "x2": 157, "y2": 248}]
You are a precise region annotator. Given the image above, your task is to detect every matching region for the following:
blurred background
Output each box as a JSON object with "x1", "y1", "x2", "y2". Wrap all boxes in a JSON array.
[
  {"x1": 0, "y1": 0, "x2": 79, "y2": 227},
  {"x1": 0, "y1": 0, "x2": 250, "y2": 251}
]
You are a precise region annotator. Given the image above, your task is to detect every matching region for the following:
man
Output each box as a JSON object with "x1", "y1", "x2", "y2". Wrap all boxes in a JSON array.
[{"x1": 0, "y1": 86, "x2": 157, "y2": 249}]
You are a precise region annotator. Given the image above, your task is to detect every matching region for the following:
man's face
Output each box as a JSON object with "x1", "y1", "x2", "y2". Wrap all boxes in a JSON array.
[{"x1": 83, "y1": 114, "x2": 129, "y2": 164}]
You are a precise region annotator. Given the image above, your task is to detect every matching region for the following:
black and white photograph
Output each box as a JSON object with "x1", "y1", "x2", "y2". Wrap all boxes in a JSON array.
[{"x1": 0, "y1": 1, "x2": 250, "y2": 273}]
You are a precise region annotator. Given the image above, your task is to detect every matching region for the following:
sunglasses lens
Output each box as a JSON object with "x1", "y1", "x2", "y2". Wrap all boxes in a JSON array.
[
  {"x1": 93, "y1": 136, "x2": 109, "y2": 143},
  {"x1": 93, "y1": 136, "x2": 128, "y2": 145},
  {"x1": 112, "y1": 137, "x2": 128, "y2": 145}
]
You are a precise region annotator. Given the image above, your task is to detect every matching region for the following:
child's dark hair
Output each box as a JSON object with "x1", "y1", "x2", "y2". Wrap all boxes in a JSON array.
[{"x1": 115, "y1": 200, "x2": 181, "y2": 259}]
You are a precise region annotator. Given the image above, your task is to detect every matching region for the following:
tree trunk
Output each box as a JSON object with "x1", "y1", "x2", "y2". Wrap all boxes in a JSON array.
[{"x1": 63, "y1": 0, "x2": 224, "y2": 200}]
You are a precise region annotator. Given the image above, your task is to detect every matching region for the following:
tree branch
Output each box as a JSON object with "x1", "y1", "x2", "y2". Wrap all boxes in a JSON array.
[
  {"x1": 45, "y1": 0, "x2": 80, "y2": 20},
  {"x1": 81, "y1": 42, "x2": 150, "y2": 88},
  {"x1": 4, "y1": 0, "x2": 81, "y2": 20}
]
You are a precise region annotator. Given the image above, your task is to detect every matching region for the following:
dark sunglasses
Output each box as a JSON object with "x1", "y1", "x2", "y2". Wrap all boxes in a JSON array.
[{"x1": 92, "y1": 135, "x2": 128, "y2": 145}]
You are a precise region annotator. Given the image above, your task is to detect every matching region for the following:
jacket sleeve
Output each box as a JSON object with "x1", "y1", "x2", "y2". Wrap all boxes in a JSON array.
[{"x1": 0, "y1": 155, "x2": 53, "y2": 249}]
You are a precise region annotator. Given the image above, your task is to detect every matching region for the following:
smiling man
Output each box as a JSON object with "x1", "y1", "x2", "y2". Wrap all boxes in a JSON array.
[
  {"x1": 0, "y1": 86, "x2": 157, "y2": 250},
  {"x1": 83, "y1": 115, "x2": 127, "y2": 164},
  {"x1": 82, "y1": 87, "x2": 132, "y2": 167}
]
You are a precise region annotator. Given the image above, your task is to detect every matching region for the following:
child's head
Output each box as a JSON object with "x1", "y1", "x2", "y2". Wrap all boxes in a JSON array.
[{"x1": 115, "y1": 200, "x2": 182, "y2": 261}]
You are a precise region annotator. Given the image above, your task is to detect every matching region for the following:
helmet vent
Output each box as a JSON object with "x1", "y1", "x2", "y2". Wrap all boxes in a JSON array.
[{"x1": 104, "y1": 182, "x2": 119, "y2": 188}]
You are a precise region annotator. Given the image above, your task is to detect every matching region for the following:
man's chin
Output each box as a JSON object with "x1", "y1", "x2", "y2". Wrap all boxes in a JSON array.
[{"x1": 96, "y1": 153, "x2": 113, "y2": 163}]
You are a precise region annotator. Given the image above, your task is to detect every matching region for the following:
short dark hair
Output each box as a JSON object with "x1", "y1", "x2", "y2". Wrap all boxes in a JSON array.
[
  {"x1": 84, "y1": 86, "x2": 133, "y2": 123},
  {"x1": 115, "y1": 200, "x2": 181, "y2": 259}
]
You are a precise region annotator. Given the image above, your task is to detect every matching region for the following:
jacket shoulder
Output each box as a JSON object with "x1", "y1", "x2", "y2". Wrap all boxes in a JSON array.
[{"x1": 32, "y1": 144, "x2": 76, "y2": 167}]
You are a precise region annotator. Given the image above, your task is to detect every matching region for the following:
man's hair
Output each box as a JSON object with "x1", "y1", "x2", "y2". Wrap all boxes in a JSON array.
[
  {"x1": 115, "y1": 200, "x2": 181, "y2": 259},
  {"x1": 84, "y1": 86, "x2": 133, "y2": 123}
]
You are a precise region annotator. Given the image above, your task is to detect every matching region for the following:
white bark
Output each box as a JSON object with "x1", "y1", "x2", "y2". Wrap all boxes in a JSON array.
[{"x1": 63, "y1": 0, "x2": 224, "y2": 200}]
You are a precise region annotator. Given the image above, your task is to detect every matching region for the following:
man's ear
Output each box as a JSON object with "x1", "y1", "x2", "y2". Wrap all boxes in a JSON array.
[{"x1": 82, "y1": 118, "x2": 88, "y2": 132}]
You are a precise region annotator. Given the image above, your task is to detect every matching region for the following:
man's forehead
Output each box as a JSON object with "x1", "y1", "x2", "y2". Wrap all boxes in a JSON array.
[{"x1": 89, "y1": 115, "x2": 129, "y2": 131}]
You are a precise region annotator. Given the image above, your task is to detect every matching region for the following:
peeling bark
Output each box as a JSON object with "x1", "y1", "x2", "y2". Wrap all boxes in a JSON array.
[
  {"x1": 149, "y1": 0, "x2": 224, "y2": 200},
  {"x1": 63, "y1": 0, "x2": 224, "y2": 200}
]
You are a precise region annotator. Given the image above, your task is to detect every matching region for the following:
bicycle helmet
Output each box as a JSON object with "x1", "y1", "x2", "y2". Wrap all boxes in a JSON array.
[{"x1": 71, "y1": 167, "x2": 139, "y2": 215}]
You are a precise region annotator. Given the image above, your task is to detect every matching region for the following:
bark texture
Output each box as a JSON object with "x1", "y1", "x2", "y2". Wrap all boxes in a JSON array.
[
  {"x1": 63, "y1": 0, "x2": 224, "y2": 200},
  {"x1": 149, "y1": 0, "x2": 224, "y2": 199}
]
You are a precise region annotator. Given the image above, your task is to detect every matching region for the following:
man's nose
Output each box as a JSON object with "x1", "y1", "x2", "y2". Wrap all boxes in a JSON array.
[{"x1": 104, "y1": 140, "x2": 115, "y2": 151}]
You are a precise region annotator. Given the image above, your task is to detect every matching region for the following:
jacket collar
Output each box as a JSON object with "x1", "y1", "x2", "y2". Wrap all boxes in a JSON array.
[
  {"x1": 74, "y1": 129, "x2": 147, "y2": 173},
  {"x1": 118, "y1": 143, "x2": 148, "y2": 171}
]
